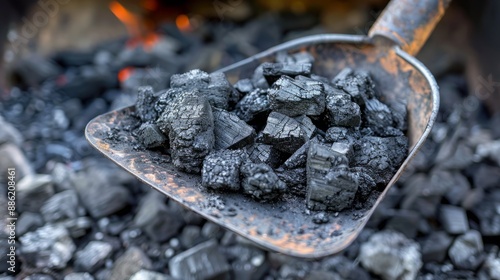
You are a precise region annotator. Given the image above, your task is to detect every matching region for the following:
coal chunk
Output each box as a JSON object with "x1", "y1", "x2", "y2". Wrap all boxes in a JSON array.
[
  {"x1": 275, "y1": 167, "x2": 307, "y2": 196},
  {"x1": 353, "y1": 136, "x2": 408, "y2": 184},
  {"x1": 213, "y1": 109, "x2": 255, "y2": 150},
  {"x1": 202, "y1": 149, "x2": 247, "y2": 191},
  {"x1": 135, "y1": 86, "x2": 158, "y2": 123},
  {"x1": 324, "y1": 126, "x2": 360, "y2": 143},
  {"x1": 359, "y1": 230, "x2": 422, "y2": 280},
  {"x1": 306, "y1": 143, "x2": 355, "y2": 211},
  {"x1": 362, "y1": 98, "x2": 394, "y2": 132},
  {"x1": 246, "y1": 144, "x2": 284, "y2": 168},
  {"x1": 448, "y1": 230, "x2": 485, "y2": 270},
  {"x1": 136, "y1": 123, "x2": 168, "y2": 149},
  {"x1": 333, "y1": 69, "x2": 375, "y2": 105},
  {"x1": 201, "y1": 72, "x2": 233, "y2": 109},
  {"x1": 262, "y1": 62, "x2": 312, "y2": 84},
  {"x1": 421, "y1": 231, "x2": 453, "y2": 263},
  {"x1": 294, "y1": 115, "x2": 316, "y2": 140},
  {"x1": 384, "y1": 210, "x2": 421, "y2": 239},
  {"x1": 234, "y1": 89, "x2": 270, "y2": 122},
  {"x1": 351, "y1": 167, "x2": 376, "y2": 201},
  {"x1": 74, "y1": 241, "x2": 113, "y2": 273},
  {"x1": 268, "y1": 76, "x2": 325, "y2": 117},
  {"x1": 262, "y1": 112, "x2": 310, "y2": 154},
  {"x1": 110, "y1": 247, "x2": 153, "y2": 280},
  {"x1": 325, "y1": 90, "x2": 361, "y2": 127},
  {"x1": 20, "y1": 224, "x2": 76, "y2": 269},
  {"x1": 169, "y1": 240, "x2": 230, "y2": 280},
  {"x1": 234, "y1": 78, "x2": 254, "y2": 94},
  {"x1": 251, "y1": 64, "x2": 269, "y2": 89},
  {"x1": 170, "y1": 69, "x2": 209, "y2": 90},
  {"x1": 164, "y1": 91, "x2": 215, "y2": 173},
  {"x1": 440, "y1": 204, "x2": 469, "y2": 234},
  {"x1": 240, "y1": 162, "x2": 287, "y2": 201},
  {"x1": 283, "y1": 138, "x2": 320, "y2": 169},
  {"x1": 16, "y1": 212, "x2": 44, "y2": 236},
  {"x1": 17, "y1": 174, "x2": 55, "y2": 213},
  {"x1": 154, "y1": 88, "x2": 183, "y2": 131},
  {"x1": 40, "y1": 190, "x2": 82, "y2": 223}
]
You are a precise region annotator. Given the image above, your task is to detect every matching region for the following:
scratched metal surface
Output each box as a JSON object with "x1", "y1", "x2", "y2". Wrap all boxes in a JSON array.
[{"x1": 86, "y1": 34, "x2": 439, "y2": 258}]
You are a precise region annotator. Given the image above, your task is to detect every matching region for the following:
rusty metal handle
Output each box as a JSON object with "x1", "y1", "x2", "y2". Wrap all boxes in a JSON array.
[{"x1": 368, "y1": 0, "x2": 451, "y2": 56}]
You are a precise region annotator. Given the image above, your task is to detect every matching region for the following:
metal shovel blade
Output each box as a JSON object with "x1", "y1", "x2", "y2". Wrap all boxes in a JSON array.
[{"x1": 86, "y1": 0, "x2": 449, "y2": 258}]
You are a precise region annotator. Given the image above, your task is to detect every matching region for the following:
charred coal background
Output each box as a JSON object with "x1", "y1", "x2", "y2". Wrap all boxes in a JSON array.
[{"x1": 1, "y1": 3, "x2": 500, "y2": 280}]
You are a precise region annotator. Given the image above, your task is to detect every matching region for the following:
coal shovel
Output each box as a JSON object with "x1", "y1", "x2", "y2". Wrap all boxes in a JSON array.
[{"x1": 86, "y1": 0, "x2": 449, "y2": 258}]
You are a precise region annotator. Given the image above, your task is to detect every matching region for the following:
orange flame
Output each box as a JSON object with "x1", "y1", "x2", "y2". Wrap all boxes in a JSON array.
[
  {"x1": 118, "y1": 67, "x2": 135, "y2": 83},
  {"x1": 176, "y1": 14, "x2": 191, "y2": 32}
]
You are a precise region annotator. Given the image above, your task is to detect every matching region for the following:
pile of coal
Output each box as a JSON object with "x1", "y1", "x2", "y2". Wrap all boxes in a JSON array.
[{"x1": 134, "y1": 52, "x2": 408, "y2": 210}]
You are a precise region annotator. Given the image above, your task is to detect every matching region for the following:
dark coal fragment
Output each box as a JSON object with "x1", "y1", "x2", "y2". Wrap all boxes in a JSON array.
[
  {"x1": 17, "y1": 174, "x2": 55, "y2": 213},
  {"x1": 312, "y1": 212, "x2": 329, "y2": 224},
  {"x1": 110, "y1": 247, "x2": 153, "y2": 280},
  {"x1": 262, "y1": 112, "x2": 310, "y2": 154},
  {"x1": 234, "y1": 78, "x2": 254, "y2": 94},
  {"x1": 154, "y1": 88, "x2": 182, "y2": 126},
  {"x1": 76, "y1": 182, "x2": 130, "y2": 219},
  {"x1": 74, "y1": 241, "x2": 113, "y2": 273},
  {"x1": 170, "y1": 69, "x2": 209, "y2": 90},
  {"x1": 333, "y1": 69, "x2": 375, "y2": 105},
  {"x1": 224, "y1": 244, "x2": 268, "y2": 280},
  {"x1": 201, "y1": 72, "x2": 233, "y2": 109},
  {"x1": 275, "y1": 167, "x2": 307, "y2": 196},
  {"x1": 213, "y1": 109, "x2": 255, "y2": 150},
  {"x1": 246, "y1": 144, "x2": 284, "y2": 168},
  {"x1": 359, "y1": 230, "x2": 422, "y2": 280},
  {"x1": 363, "y1": 98, "x2": 394, "y2": 132},
  {"x1": 283, "y1": 137, "x2": 321, "y2": 169},
  {"x1": 202, "y1": 149, "x2": 247, "y2": 191},
  {"x1": 20, "y1": 224, "x2": 76, "y2": 269},
  {"x1": 136, "y1": 123, "x2": 168, "y2": 149},
  {"x1": 165, "y1": 91, "x2": 215, "y2": 173},
  {"x1": 353, "y1": 135, "x2": 408, "y2": 184},
  {"x1": 133, "y1": 191, "x2": 184, "y2": 242},
  {"x1": 262, "y1": 62, "x2": 312, "y2": 84},
  {"x1": 324, "y1": 126, "x2": 360, "y2": 143},
  {"x1": 440, "y1": 204, "x2": 469, "y2": 234},
  {"x1": 268, "y1": 76, "x2": 325, "y2": 117},
  {"x1": 294, "y1": 115, "x2": 317, "y2": 140},
  {"x1": 351, "y1": 167, "x2": 376, "y2": 201},
  {"x1": 16, "y1": 212, "x2": 44, "y2": 236},
  {"x1": 169, "y1": 240, "x2": 230, "y2": 280},
  {"x1": 325, "y1": 90, "x2": 361, "y2": 127},
  {"x1": 40, "y1": 190, "x2": 82, "y2": 223},
  {"x1": 251, "y1": 64, "x2": 269, "y2": 89},
  {"x1": 240, "y1": 162, "x2": 287, "y2": 201},
  {"x1": 384, "y1": 210, "x2": 421, "y2": 239},
  {"x1": 135, "y1": 86, "x2": 158, "y2": 123},
  {"x1": 179, "y1": 226, "x2": 203, "y2": 249},
  {"x1": 306, "y1": 143, "x2": 355, "y2": 211},
  {"x1": 448, "y1": 230, "x2": 485, "y2": 270},
  {"x1": 422, "y1": 231, "x2": 453, "y2": 263},
  {"x1": 234, "y1": 89, "x2": 270, "y2": 122},
  {"x1": 276, "y1": 51, "x2": 314, "y2": 65}
]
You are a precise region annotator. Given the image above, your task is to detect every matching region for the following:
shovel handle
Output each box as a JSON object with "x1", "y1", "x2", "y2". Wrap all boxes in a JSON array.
[{"x1": 368, "y1": 0, "x2": 451, "y2": 56}]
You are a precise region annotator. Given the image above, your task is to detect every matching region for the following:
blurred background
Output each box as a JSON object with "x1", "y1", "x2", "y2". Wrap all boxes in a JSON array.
[{"x1": 0, "y1": 0, "x2": 499, "y2": 279}]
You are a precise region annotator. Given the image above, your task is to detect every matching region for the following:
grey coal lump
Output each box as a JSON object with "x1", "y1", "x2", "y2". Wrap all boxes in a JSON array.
[
  {"x1": 202, "y1": 149, "x2": 247, "y2": 191},
  {"x1": 261, "y1": 112, "x2": 313, "y2": 154},
  {"x1": 234, "y1": 88, "x2": 270, "y2": 122},
  {"x1": 325, "y1": 88, "x2": 361, "y2": 127},
  {"x1": 268, "y1": 75, "x2": 325, "y2": 117},
  {"x1": 213, "y1": 108, "x2": 255, "y2": 150},
  {"x1": 262, "y1": 62, "x2": 312, "y2": 84},
  {"x1": 240, "y1": 161, "x2": 287, "y2": 201},
  {"x1": 163, "y1": 90, "x2": 215, "y2": 173},
  {"x1": 135, "y1": 86, "x2": 158, "y2": 123}
]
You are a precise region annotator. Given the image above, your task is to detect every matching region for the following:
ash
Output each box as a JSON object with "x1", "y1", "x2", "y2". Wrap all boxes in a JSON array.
[{"x1": 0, "y1": 12, "x2": 499, "y2": 280}]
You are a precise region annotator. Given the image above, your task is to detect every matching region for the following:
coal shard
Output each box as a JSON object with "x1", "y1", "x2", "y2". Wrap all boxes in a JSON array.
[
  {"x1": 234, "y1": 78, "x2": 254, "y2": 94},
  {"x1": 351, "y1": 167, "x2": 376, "y2": 201},
  {"x1": 333, "y1": 69, "x2": 375, "y2": 105},
  {"x1": 324, "y1": 126, "x2": 360, "y2": 143},
  {"x1": 353, "y1": 135, "x2": 408, "y2": 184},
  {"x1": 276, "y1": 51, "x2": 314, "y2": 65},
  {"x1": 283, "y1": 138, "x2": 319, "y2": 169},
  {"x1": 363, "y1": 98, "x2": 394, "y2": 132},
  {"x1": 155, "y1": 88, "x2": 183, "y2": 134},
  {"x1": 169, "y1": 69, "x2": 209, "y2": 90},
  {"x1": 448, "y1": 230, "x2": 485, "y2": 270},
  {"x1": 169, "y1": 240, "x2": 230, "y2": 280},
  {"x1": 136, "y1": 123, "x2": 168, "y2": 149},
  {"x1": 262, "y1": 112, "x2": 314, "y2": 154},
  {"x1": 251, "y1": 64, "x2": 269, "y2": 89},
  {"x1": 213, "y1": 108, "x2": 255, "y2": 150},
  {"x1": 275, "y1": 167, "x2": 307, "y2": 196},
  {"x1": 240, "y1": 161, "x2": 287, "y2": 201},
  {"x1": 234, "y1": 89, "x2": 270, "y2": 122},
  {"x1": 135, "y1": 86, "x2": 158, "y2": 123},
  {"x1": 246, "y1": 143, "x2": 284, "y2": 168},
  {"x1": 164, "y1": 91, "x2": 215, "y2": 173},
  {"x1": 422, "y1": 231, "x2": 453, "y2": 263},
  {"x1": 201, "y1": 149, "x2": 247, "y2": 191},
  {"x1": 262, "y1": 62, "x2": 312, "y2": 84},
  {"x1": 294, "y1": 115, "x2": 316, "y2": 140},
  {"x1": 440, "y1": 204, "x2": 469, "y2": 234},
  {"x1": 201, "y1": 72, "x2": 233, "y2": 109},
  {"x1": 325, "y1": 90, "x2": 361, "y2": 127},
  {"x1": 330, "y1": 141, "x2": 354, "y2": 162},
  {"x1": 306, "y1": 142, "x2": 355, "y2": 211},
  {"x1": 268, "y1": 76, "x2": 325, "y2": 117}
]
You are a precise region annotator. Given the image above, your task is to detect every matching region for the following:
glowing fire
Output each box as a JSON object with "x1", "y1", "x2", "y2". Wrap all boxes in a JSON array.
[
  {"x1": 176, "y1": 14, "x2": 191, "y2": 32},
  {"x1": 109, "y1": 1, "x2": 142, "y2": 38},
  {"x1": 118, "y1": 67, "x2": 135, "y2": 83}
]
